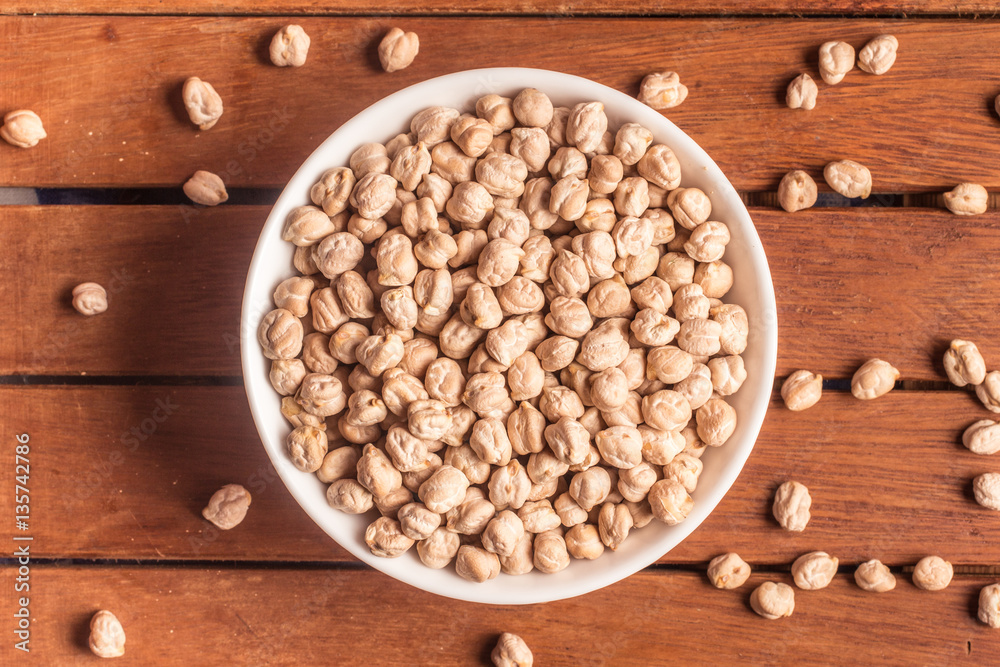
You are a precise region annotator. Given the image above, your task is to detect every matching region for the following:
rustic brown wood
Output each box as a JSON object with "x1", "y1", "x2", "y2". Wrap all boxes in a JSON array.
[
  {"x1": 3, "y1": 17, "x2": 1000, "y2": 191},
  {"x1": 4, "y1": 0, "x2": 999, "y2": 16},
  {"x1": 3, "y1": 565, "x2": 997, "y2": 664},
  {"x1": 4, "y1": 205, "x2": 998, "y2": 380},
  {"x1": 5, "y1": 386, "x2": 999, "y2": 564}
]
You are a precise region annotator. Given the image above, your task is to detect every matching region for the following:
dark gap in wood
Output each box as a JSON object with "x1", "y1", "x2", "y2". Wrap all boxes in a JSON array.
[
  {"x1": 0, "y1": 375, "x2": 245, "y2": 386},
  {"x1": 6, "y1": 11, "x2": 999, "y2": 19}
]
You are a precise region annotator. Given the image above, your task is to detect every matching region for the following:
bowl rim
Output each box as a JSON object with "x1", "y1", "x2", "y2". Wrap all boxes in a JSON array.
[{"x1": 241, "y1": 66, "x2": 778, "y2": 605}]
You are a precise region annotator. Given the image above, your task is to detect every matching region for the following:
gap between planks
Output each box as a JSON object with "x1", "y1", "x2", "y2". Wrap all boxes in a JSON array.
[{"x1": 1, "y1": 557, "x2": 998, "y2": 575}]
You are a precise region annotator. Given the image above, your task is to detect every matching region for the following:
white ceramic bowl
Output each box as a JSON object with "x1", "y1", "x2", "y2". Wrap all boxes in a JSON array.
[{"x1": 241, "y1": 67, "x2": 777, "y2": 605}]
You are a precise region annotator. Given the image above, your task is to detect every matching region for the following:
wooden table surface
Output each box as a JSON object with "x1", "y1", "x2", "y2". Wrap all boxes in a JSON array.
[{"x1": 3, "y1": 3, "x2": 1000, "y2": 664}]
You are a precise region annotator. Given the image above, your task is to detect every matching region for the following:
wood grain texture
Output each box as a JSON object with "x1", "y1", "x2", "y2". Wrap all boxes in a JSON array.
[
  {"x1": 2, "y1": 565, "x2": 997, "y2": 665},
  {"x1": 4, "y1": 0, "x2": 999, "y2": 16},
  {"x1": 3, "y1": 17, "x2": 1000, "y2": 190},
  {"x1": 4, "y1": 205, "x2": 999, "y2": 380},
  {"x1": 5, "y1": 386, "x2": 999, "y2": 565}
]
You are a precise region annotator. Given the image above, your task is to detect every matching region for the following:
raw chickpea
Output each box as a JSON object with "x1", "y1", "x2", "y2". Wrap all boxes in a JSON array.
[
  {"x1": 773, "y1": 480, "x2": 811, "y2": 532},
  {"x1": 299, "y1": 334, "x2": 336, "y2": 375},
  {"x1": 555, "y1": 492, "x2": 589, "y2": 527},
  {"x1": 182, "y1": 76, "x2": 223, "y2": 130},
  {"x1": 412, "y1": 526, "x2": 458, "y2": 569},
  {"x1": 424, "y1": 357, "x2": 466, "y2": 407},
  {"x1": 280, "y1": 396, "x2": 325, "y2": 430},
  {"x1": 365, "y1": 516, "x2": 414, "y2": 557},
  {"x1": 684, "y1": 220, "x2": 730, "y2": 263},
  {"x1": 476, "y1": 94, "x2": 516, "y2": 135},
  {"x1": 638, "y1": 71, "x2": 688, "y2": 110},
  {"x1": 270, "y1": 359, "x2": 307, "y2": 396},
  {"x1": 781, "y1": 370, "x2": 823, "y2": 411},
  {"x1": 533, "y1": 528, "x2": 571, "y2": 573},
  {"x1": 286, "y1": 425, "x2": 328, "y2": 472},
  {"x1": 541, "y1": 418, "x2": 590, "y2": 466},
  {"x1": 639, "y1": 425, "x2": 685, "y2": 466},
  {"x1": 750, "y1": 582, "x2": 795, "y2": 619},
  {"x1": 432, "y1": 141, "x2": 478, "y2": 184},
  {"x1": 310, "y1": 167, "x2": 355, "y2": 217},
  {"x1": 598, "y1": 502, "x2": 634, "y2": 551},
  {"x1": 637, "y1": 144, "x2": 682, "y2": 190},
  {"x1": 565, "y1": 523, "x2": 605, "y2": 560},
  {"x1": 476, "y1": 152, "x2": 528, "y2": 198},
  {"x1": 444, "y1": 444, "x2": 490, "y2": 484},
  {"x1": 566, "y1": 101, "x2": 608, "y2": 154},
  {"x1": 538, "y1": 385, "x2": 585, "y2": 423},
  {"x1": 851, "y1": 358, "x2": 899, "y2": 400},
  {"x1": 417, "y1": 173, "x2": 453, "y2": 213},
  {"x1": 313, "y1": 231, "x2": 365, "y2": 281},
  {"x1": 855, "y1": 559, "x2": 896, "y2": 592},
  {"x1": 375, "y1": 234, "x2": 419, "y2": 286},
  {"x1": 417, "y1": 464, "x2": 469, "y2": 513},
  {"x1": 327, "y1": 478, "x2": 374, "y2": 514},
  {"x1": 282, "y1": 205, "x2": 336, "y2": 247},
  {"x1": 450, "y1": 115, "x2": 494, "y2": 159},
  {"x1": 858, "y1": 34, "x2": 898, "y2": 75},
  {"x1": 470, "y1": 417, "x2": 514, "y2": 466},
  {"x1": 595, "y1": 426, "x2": 643, "y2": 469},
  {"x1": 330, "y1": 322, "x2": 370, "y2": 364},
  {"x1": 183, "y1": 170, "x2": 228, "y2": 206},
  {"x1": 355, "y1": 443, "x2": 402, "y2": 499},
  {"x1": 485, "y1": 319, "x2": 529, "y2": 367},
  {"x1": 912, "y1": 555, "x2": 953, "y2": 591},
  {"x1": 508, "y1": 351, "x2": 545, "y2": 401},
  {"x1": 677, "y1": 318, "x2": 722, "y2": 356},
  {"x1": 489, "y1": 460, "x2": 532, "y2": 511},
  {"x1": 614, "y1": 247, "x2": 659, "y2": 284},
  {"x1": 413, "y1": 267, "x2": 454, "y2": 317},
  {"x1": 478, "y1": 238, "x2": 525, "y2": 287},
  {"x1": 519, "y1": 235, "x2": 555, "y2": 282},
  {"x1": 397, "y1": 502, "x2": 441, "y2": 541},
  {"x1": 663, "y1": 452, "x2": 703, "y2": 494},
  {"x1": 589, "y1": 154, "x2": 624, "y2": 195},
  {"x1": 707, "y1": 552, "x2": 751, "y2": 590},
  {"x1": 776, "y1": 170, "x2": 819, "y2": 213},
  {"x1": 482, "y1": 510, "x2": 526, "y2": 557},
  {"x1": 569, "y1": 466, "x2": 612, "y2": 511},
  {"x1": 693, "y1": 260, "x2": 733, "y2": 299},
  {"x1": 390, "y1": 142, "x2": 433, "y2": 192},
  {"x1": 818, "y1": 40, "x2": 855, "y2": 84},
  {"x1": 549, "y1": 176, "x2": 590, "y2": 221},
  {"x1": 943, "y1": 339, "x2": 987, "y2": 386},
  {"x1": 545, "y1": 296, "x2": 593, "y2": 338},
  {"x1": 786, "y1": 73, "x2": 818, "y2": 110},
  {"x1": 963, "y1": 420, "x2": 1000, "y2": 456},
  {"x1": 385, "y1": 132, "x2": 413, "y2": 160},
  {"x1": 499, "y1": 531, "x2": 535, "y2": 575},
  {"x1": 508, "y1": 402, "x2": 547, "y2": 456},
  {"x1": 510, "y1": 127, "x2": 552, "y2": 173},
  {"x1": 544, "y1": 106, "x2": 570, "y2": 148},
  {"x1": 518, "y1": 499, "x2": 562, "y2": 534},
  {"x1": 414, "y1": 229, "x2": 458, "y2": 269},
  {"x1": 316, "y1": 445, "x2": 362, "y2": 484},
  {"x1": 496, "y1": 276, "x2": 545, "y2": 315},
  {"x1": 978, "y1": 372, "x2": 1000, "y2": 413},
  {"x1": 548, "y1": 147, "x2": 588, "y2": 180},
  {"x1": 791, "y1": 551, "x2": 839, "y2": 590},
  {"x1": 590, "y1": 367, "x2": 630, "y2": 412},
  {"x1": 71, "y1": 282, "x2": 108, "y2": 316},
  {"x1": 259, "y1": 308, "x2": 304, "y2": 360},
  {"x1": 408, "y1": 398, "x2": 454, "y2": 441},
  {"x1": 664, "y1": 189, "x2": 709, "y2": 232},
  {"x1": 617, "y1": 461, "x2": 657, "y2": 503},
  {"x1": 824, "y1": 160, "x2": 872, "y2": 199},
  {"x1": 978, "y1": 584, "x2": 1000, "y2": 628},
  {"x1": 673, "y1": 363, "x2": 713, "y2": 410},
  {"x1": 648, "y1": 479, "x2": 693, "y2": 525},
  {"x1": 641, "y1": 390, "x2": 692, "y2": 432},
  {"x1": 613, "y1": 122, "x2": 653, "y2": 167},
  {"x1": 707, "y1": 355, "x2": 746, "y2": 396},
  {"x1": 657, "y1": 251, "x2": 695, "y2": 291},
  {"x1": 613, "y1": 215, "x2": 654, "y2": 257},
  {"x1": 350, "y1": 143, "x2": 390, "y2": 179},
  {"x1": 350, "y1": 172, "x2": 398, "y2": 219},
  {"x1": 944, "y1": 183, "x2": 989, "y2": 216},
  {"x1": 520, "y1": 177, "x2": 559, "y2": 230},
  {"x1": 973, "y1": 472, "x2": 1000, "y2": 510},
  {"x1": 202, "y1": 484, "x2": 252, "y2": 530},
  {"x1": 711, "y1": 303, "x2": 749, "y2": 355},
  {"x1": 512, "y1": 88, "x2": 555, "y2": 128},
  {"x1": 272, "y1": 276, "x2": 313, "y2": 318},
  {"x1": 89, "y1": 610, "x2": 126, "y2": 658},
  {"x1": 629, "y1": 309, "x2": 678, "y2": 348},
  {"x1": 270, "y1": 24, "x2": 310, "y2": 67},
  {"x1": 293, "y1": 245, "x2": 319, "y2": 275},
  {"x1": 578, "y1": 198, "x2": 617, "y2": 233},
  {"x1": 447, "y1": 493, "x2": 497, "y2": 535},
  {"x1": 1, "y1": 109, "x2": 46, "y2": 148},
  {"x1": 411, "y1": 106, "x2": 461, "y2": 147}
]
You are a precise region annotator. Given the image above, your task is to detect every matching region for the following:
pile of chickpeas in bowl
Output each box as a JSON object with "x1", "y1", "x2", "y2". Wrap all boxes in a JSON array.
[{"x1": 256, "y1": 82, "x2": 751, "y2": 585}]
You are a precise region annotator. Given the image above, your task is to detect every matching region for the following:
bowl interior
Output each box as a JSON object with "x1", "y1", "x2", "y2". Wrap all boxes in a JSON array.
[{"x1": 241, "y1": 67, "x2": 777, "y2": 605}]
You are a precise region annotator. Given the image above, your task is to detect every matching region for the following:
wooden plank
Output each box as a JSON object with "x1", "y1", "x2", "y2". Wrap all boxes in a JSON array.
[
  {"x1": 3, "y1": 0, "x2": 998, "y2": 17},
  {"x1": 4, "y1": 206, "x2": 999, "y2": 380},
  {"x1": 0, "y1": 206, "x2": 258, "y2": 376},
  {"x1": 3, "y1": 17, "x2": 1000, "y2": 191},
  {"x1": 3, "y1": 565, "x2": 997, "y2": 664},
  {"x1": 5, "y1": 386, "x2": 999, "y2": 565}
]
